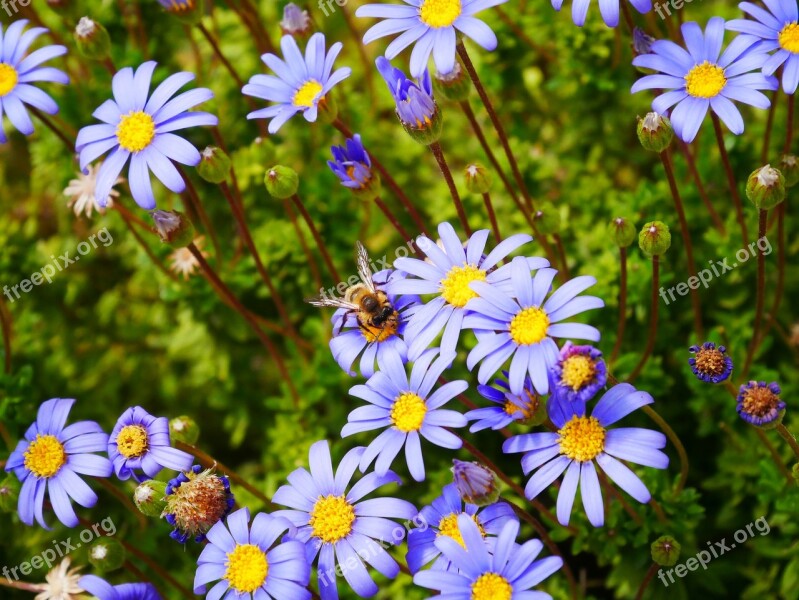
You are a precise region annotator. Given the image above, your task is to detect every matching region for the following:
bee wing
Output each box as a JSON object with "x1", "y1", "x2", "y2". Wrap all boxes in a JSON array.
[
  {"x1": 355, "y1": 241, "x2": 377, "y2": 293},
  {"x1": 305, "y1": 295, "x2": 360, "y2": 310}
]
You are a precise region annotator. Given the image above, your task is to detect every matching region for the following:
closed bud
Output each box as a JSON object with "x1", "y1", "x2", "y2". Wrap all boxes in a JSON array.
[
  {"x1": 74, "y1": 17, "x2": 111, "y2": 61},
  {"x1": 533, "y1": 203, "x2": 560, "y2": 235},
  {"x1": 197, "y1": 146, "x2": 231, "y2": 184},
  {"x1": 281, "y1": 3, "x2": 312, "y2": 39},
  {"x1": 404, "y1": 107, "x2": 444, "y2": 145},
  {"x1": 609, "y1": 217, "x2": 636, "y2": 247},
  {"x1": 157, "y1": 0, "x2": 203, "y2": 24},
  {"x1": 638, "y1": 221, "x2": 671, "y2": 256},
  {"x1": 88, "y1": 537, "x2": 125, "y2": 572},
  {"x1": 170, "y1": 415, "x2": 200, "y2": 445},
  {"x1": 0, "y1": 475, "x2": 20, "y2": 513},
  {"x1": 133, "y1": 480, "x2": 168, "y2": 517},
  {"x1": 746, "y1": 165, "x2": 786, "y2": 210},
  {"x1": 434, "y1": 61, "x2": 471, "y2": 101},
  {"x1": 651, "y1": 535, "x2": 681, "y2": 567},
  {"x1": 451, "y1": 459, "x2": 500, "y2": 507},
  {"x1": 779, "y1": 154, "x2": 799, "y2": 187},
  {"x1": 464, "y1": 163, "x2": 491, "y2": 194},
  {"x1": 265, "y1": 166, "x2": 299, "y2": 199},
  {"x1": 152, "y1": 210, "x2": 195, "y2": 248},
  {"x1": 637, "y1": 112, "x2": 673, "y2": 153}
]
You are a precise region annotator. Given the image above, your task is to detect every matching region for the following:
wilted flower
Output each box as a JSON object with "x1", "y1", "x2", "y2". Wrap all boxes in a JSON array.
[
  {"x1": 64, "y1": 164, "x2": 122, "y2": 217},
  {"x1": 688, "y1": 342, "x2": 733, "y2": 383},
  {"x1": 281, "y1": 3, "x2": 312, "y2": 37},
  {"x1": 169, "y1": 237, "x2": 206, "y2": 280},
  {"x1": 737, "y1": 381, "x2": 785, "y2": 428},
  {"x1": 452, "y1": 459, "x2": 500, "y2": 506},
  {"x1": 30, "y1": 558, "x2": 84, "y2": 600},
  {"x1": 163, "y1": 465, "x2": 235, "y2": 543}
]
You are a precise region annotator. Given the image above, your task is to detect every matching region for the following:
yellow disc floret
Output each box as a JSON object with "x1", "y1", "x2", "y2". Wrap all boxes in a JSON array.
[
  {"x1": 0, "y1": 63, "x2": 19, "y2": 97},
  {"x1": 558, "y1": 415, "x2": 606, "y2": 462},
  {"x1": 24, "y1": 435, "x2": 67, "y2": 479},
  {"x1": 684, "y1": 61, "x2": 726, "y2": 98},
  {"x1": 224, "y1": 544, "x2": 268, "y2": 593},
  {"x1": 116, "y1": 111, "x2": 156, "y2": 153},
  {"x1": 470, "y1": 573, "x2": 513, "y2": 600},
  {"x1": 779, "y1": 22, "x2": 799, "y2": 53},
  {"x1": 310, "y1": 495, "x2": 356, "y2": 544},
  {"x1": 293, "y1": 80, "x2": 323, "y2": 108},
  {"x1": 509, "y1": 307, "x2": 550, "y2": 346},
  {"x1": 437, "y1": 513, "x2": 485, "y2": 548},
  {"x1": 440, "y1": 264, "x2": 487, "y2": 308},
  {"x1": 560, "y1": 355, "x2": 597, "y2": 391},
  {"x1": 391, "y1": 392, "x2": 427, "y2": 432},
  {"x1": 419, "y1": 0, "x2": 462, "y2": 28},
  {"x1": 116, "y1": 425, "x2": 149, "y2": 458}
]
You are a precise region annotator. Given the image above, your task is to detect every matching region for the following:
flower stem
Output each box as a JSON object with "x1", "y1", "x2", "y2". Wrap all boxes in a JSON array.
[
  {"x1": 711, "y1": 113, "x2": 749, "y2": 245},
  {"x1": 120, "y1": 541, "x2": 193, "y2": 599},
  {"x1": 642, "y1": 404, "x2": 689, "y2": 493},
  {"x1": 29, "y1": 107, "x2": 74, "y2": 153},
  {"x1": 776, "y1": 424, "x2": 799, "y2": 459},
  {"x1": 762, "y1": 203, "x2": 786, "y2": 342},
  {"x1": 553, "y1": 234, "x2": 570, "y2": 279},
  {"x1": 677, "y1": 140, "x2": 726, "y2": 234},
  {"x1": 762, "y1": 88, "x2": 779, "y2": 163},
  {"x1": 94, "y1": 477, "x2": 147, "y2": 529},
  {"x1": 785, "y1": 93, "x2": 795, "y2": 154},
  {"x1": 635, "y1": 563, "x2": 659, "y2": 600},
  {"x1": 175, "y1": 165, "x2": 223, "y2": 265},
  {"x1": 661, "y1": 149, "x2": 703, "y2": 336},
  {"x1": 0, "y1": 293, "x2": 11, "y2": 374},
  {"x1": 481, "y1": 192, "x2": 502, "y2": 241},
  {"x1": 610, "y1": 247, "x2": 627, "y2": 364},
  {"x1": 754, "y1": 428, "x2": 792, "y2": 483},
  {"x1": 428, "y1": 141, "x2": 472, "y2": 235},
  {"x1": 114, "y1": 204, "x2": 180, "y2": 282},
  {"x1": 291, "y1": 194, "x2": 342, "y2": 283},
  {"x1": 742, "y1": 209, "x2": 768, "y2": 377},
  {"x1": 628, "y1": 255, "x2": 659, "y2": 382},
  {"x1": 124, "y1": 560, "x2": 166, "y2": 598},
  {"x1": 197, "y1": 23, "x2": 245, "y2": 89},
  {"x1": 281, "y1": 198, "x2": 324, "y2": 291},
  {"x1": 375, "y1": 196, "x2": 413, "y2": 241}
]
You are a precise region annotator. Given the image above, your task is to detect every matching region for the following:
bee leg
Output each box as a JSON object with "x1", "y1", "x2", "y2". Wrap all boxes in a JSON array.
[{"x1": 334, "y1": 309, "x2": 355, "y2": 337}]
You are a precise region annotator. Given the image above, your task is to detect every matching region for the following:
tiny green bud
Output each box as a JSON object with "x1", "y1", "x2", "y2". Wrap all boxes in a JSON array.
[
  {"x1": 637, "y1": 112, "x2": 673, "y2": 153},
  {"x1": 0, "y1": 475, "x2": 20, "y2": 513},
  {"x1": 74, "y1": 17, "x2": 111, "y2": 61},
  {"x1": 88, "y1": 537, "x2": 125, "y2": 572},
  {"x1": 464, "y1": 163, "x2": 492, "y2": 194},
  {"x1": 746, "y1": 165, "x2": 786, "y2": 210},
  {"x1": 651, "y1": 535, "x2": 681, "y2": 567},
  {"x1": 779, "y1": 154, "x2": 799, "y2": 187},
  {"x1": 434, "y1": 62, "x2": 471, "y2": 101},
  {"x1": 638, "y1": 221, "x2": 671, "y2": 256},
  {"x1": 170, "y1": 415, "x2": 200, "y2": 445},
  {"x1": 264, "y1": 166, "x2": 299, "y2": 199},
  {"x1": 532, "y1": 203, "x2": 561, "y2": 235},
  {"x1": 197, "y1": 146, "x2": 232, "y2": 184},
  {"x1": 133, "y1": 480, "x2": 168, "y2": 518},
  {"x1": 152, "y1": 210, "x2": 195, "y2": 248},
  {"x1": 403, "y1": 107, "x2": 444, "y2": 145},
  {"x1": 609, "y1": 217, "x2": 637, "y2": 247}
]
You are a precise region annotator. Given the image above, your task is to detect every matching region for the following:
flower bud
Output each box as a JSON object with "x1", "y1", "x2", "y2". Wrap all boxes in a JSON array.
[
  {"x1": 163, "y1": 465, "x2": 234, "y2": 543},
  {"x1": 264, "y1": 166, "x2": 299, "y2": 200},
  {"x1": 779, "y1": 154, "x2": 799, "y2": 187},
  {"x1": 133, "y1": 480, "x2": 168, "y2": 518},
  {"x1": 0, "y1": 475, "x2": 20, "y2": 513},
  {"x1": 632, "y1": 27, "x2": 656, "y2": 58},
  {"x1": 169, "y1": 415, "x2": 200, "y2": 445},
  {"x1": 638, "y1": 221, "x2": 671, "y2": 256},
  {"x1": 152, "y1": 210, "x2": 195, "y2": 249},
  {"x1": 434, "y1": 61, "x2": 471, "y2": 101},
  {"x1": 464, "y1": 163, "x2": 491, "y2": 194},
  {"x1": 637, "y1": 112, "x2": 673, "y2": 153},
  {"x1": 281, "y1": 3, "x2": 312, "y2": 39},
  {"x1": 609, "y1": 217, "x2": 637, "y2": 247},
  {"x1": 405, "y1": 108, "x2": 444, "y2": 145},
  {"x1": 196, "y1": 146, "x2": 231, "y2": 184},
  {"x1": 746, "y1": 165, "x2": 786, "y2": 210},
  {"x1": 74, "y1": 17, "x2": 111, "y2": 61},
  {"x1": 88, "y1": 537, "x2": 125, "y2": 572},
  {"x1": 451, "y1": 460, "x2": 500, "y2": 507},
  {"x1": 532, "y1": 203, "x2": 560, "y2": 235},
  {"x1": 157, "y1": 0, "x2": 203, "y2": 24},
  {"x1": 651, "y1": 535, "x2": 681, "y2": 567}
]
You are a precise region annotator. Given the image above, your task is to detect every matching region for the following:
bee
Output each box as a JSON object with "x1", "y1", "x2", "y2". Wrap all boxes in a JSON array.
[{"x1": 306, "y1": 242, "x2": 400, "y2": 342}]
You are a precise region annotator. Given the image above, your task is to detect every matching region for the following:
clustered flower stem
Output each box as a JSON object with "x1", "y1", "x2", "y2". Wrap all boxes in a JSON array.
[
  {"x1": 114, "y1": 204, "x2": 180, "y2": 282},
  {"x1": 481, "y1": 192, "x2": 502, "y2": 241},
  {"x1": 429, "y1": 141, "x2": 472, "y2": 235},
  {"x1": 642, "y1": 404, "x2": 689, "y2": 493},
  {"x1": 711, "y1": 113, "x2": 750, "y2": 246},
  {"x1": 677, "y1": 140, "x2": 726, "y2": 234},
  {"x1": 742, "y1": 209, "x2": 768, "y2": 376},
  {"x1": 628, "y1": 255, "x2": 660, "y2": 382},
  {"x1": 290, "y1": 194, "x2": 342, "y2": 283},
  {"x1": 776, "y1": 424, "x2": 799, "y2": 459},
  {"x1": 609, "y1": 247, "x2": 628, "y2": 364}
]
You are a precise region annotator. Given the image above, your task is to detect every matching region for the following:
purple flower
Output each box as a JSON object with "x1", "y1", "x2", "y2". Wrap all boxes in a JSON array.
[
  {"x1": 553, "y1": 0, "x2": 651, "y2": 28},
  {"x1": 79, "y1": 575, "x2": 161, "y2": 600},
  {"x1": 688, "y1": 341, "x2": 733, "y2": 383},
  {"x1": 737, "y1": 381, "x2": 785, "y2": 426},
  {"x1": 327, "y1": 134, "x2": 375, "y2": 191},
  {"x1": 376, "y1": 57, "x2": 438, "y2": 131},
  {"x1": 467, "y1": 371, "x2": 542, "y2": 432},
  {"x1": 549, "y1": 342, "x2": 607, "y2": 406}
]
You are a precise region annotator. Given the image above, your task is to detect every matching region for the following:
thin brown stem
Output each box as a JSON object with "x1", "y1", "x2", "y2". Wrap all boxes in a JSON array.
[
  {"x1": 429, "y1": 141, "x2": 472, "y2": 235},
  {"x1": 628, "y1": 255, "x2": 659, "y2": 382},
  {"x1": 635, "y1": 563, "x2": 659, "y2": 600},
  {"x1": 291, "y1": 194, "x2": 342, "y2": 283},
  {"x1": 282, "y1": 198, "x2": 324, "y2": 291},
  {"x1": 30, "y1": 108, "x2": 74, "y2": 152},
  {"x1": 340, "y1": 4, "x2": 376, "y2": 104},
  {"x1": 711, "y1": 113, "x2": 749, "y2": 245},
  {"x1": 176, "y1": 165, "x2": 223, "y2": 264},
  {"x1": 198, "y1": 23, "x2": 246, "y2": 89},
  {"x1": 114, "y1": 204, "x2": 180, "y2": 282},
  {"x1": 554, "y1": 234, "x2": 570, "y2": 279},
  {"x1": 121, "y1": 542, "x2": 193, "y2": 599},
  {"x1": 375, "y1": 197, "x2": 413, "y2": 241},
  {"x1": 102, "y1": 57, "x2": 118, "y2": 76},
  {"x1": 610, "y1": 247, "x2": 627, "y2": 364},
  {"x1": 677, "y1": 140, "x2": 726, "y2": 234},
  {"x1": 762, "y1": 88, "x2": 779, "y2": 163},
  {"x1": 642, "y1": 405, "x2": 689, "y2": 493},
  {"x1": 0, "y1": 294, "x2": 11, "y2": 374},
  {"x1": 754, "y1": 428, "x2": 792, "y2": 483},
  {"x1": 785, "y1": 93, "x2": 795, "y2": 154},
  {"x1": 762, "y1": 203, "x2": 785, "y2": 342},
  {"x1": 742, "y1": 209, "x2": 768, "y2": 377},
  {"x1": 776, "y1": 424, "x2": 799, "y2": 459},
  {"x1": 95, "y1": 477, "x2": 147, "y2": 529},
  {"x1": 597, "y1": 467, "x2": 643, "y2": 525},
  {"x1": 494, "y1": 7, "x2": 556, "y2": 62},
  {"x1": 481, "y1": 192, "x2": 502, "y2": 241}
]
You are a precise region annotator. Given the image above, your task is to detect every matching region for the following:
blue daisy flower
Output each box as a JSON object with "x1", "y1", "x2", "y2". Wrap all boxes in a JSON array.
[
  {"x1": 413, "y1": 515, "x2": 563, "y2": 599},
  {"x1": 75, "y1": 61, "x2": 218, "y2": 210},
  {"x1": 357, "y1": 0, "x2": 507, "y2": 78},
  {"x1": 727, "y1": 0, "x2": 799, "y2": 93},
  {"x1": 327, "y1": 133, "x2": 376, "y2": 191},
  {"x1": 376, "y1": 57, "x2": 440, "y2": 136},
  {"x1": 272, "y1": 440, "x2": 418, "y2": 600},
  {"x1": 194, "y1": 507, "x2": 311, "y2": 600},
  {"x1": 688, "y1": 341, "x2": 733, "y2": 383},
  {"x1": 243, "y1": 33, "x2": 351, "y2": 134},
  {"x1": 0, "y1": 20, "x2": 69, "y2": 143},
  {"x1": 79, "y1": 575, "x2": 161, "y2": 600},
  {"x1": 386, "y1": 222, "x2": 548, "y2": 362},
  {"x1": 330, "y1": 268, "x2": 422, "y2": 377},
  {"x1": 108, "y1": 406, "x2": 193, "y2": 482},
  {"x1": 631, "y1": 17, "x2": 777, "y2": 142},
  {"x1": 406, "y1": 482, "x2": 516, "y2": 574},
  {"x1": 549, "y1": 342, "x2": 607, "y2": 406},
  {"x1": 553, "y1": 0, "x2": 651, "y2": 28},
  {"x1": 463, "y1": 255, "x2": 603, "y2": 397},
  {"x1": 466, "y1": 371, "x2": 541, "y2": 432},
  {"x1": 342, "y1": 349, "x2": 468, "y2": 482},
  {"x1": 4, "y1": 398, "x2": 112, "y2": 529},
  {"x1": 503, "y1": 384, "x2": 669, "y2": 527},
  {"x1": 737, "y1": 381, "x2": 785, "y2": 427}
]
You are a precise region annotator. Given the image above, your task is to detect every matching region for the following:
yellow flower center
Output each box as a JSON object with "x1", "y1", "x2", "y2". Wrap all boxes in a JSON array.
[
  {"x1": 0, "y1": 63, "x2": 18, "y2": 97},
  {"x1": 419, "y1": 0, "x2": 462, "y2": 28},
  {"x1": 23, "y1": 435, "x2": 67, "y2": 479},
  {"x1": 558, "y1": 415, "x2": 606, "y2": 462},
  {"x1": 116, "y1": 425, "x2": 149, "y2": 458},
  {"x1": 293, "y1": 80, "x2": 323, "y2": 108},
  {"x1": 310, "y1": 495, "x2": 355, "y2": 544},
  {"x1": 509, "y1": 307, "x2": 550, "y2": 345},
  {"x1": 780, "y1": 22, "x2": 799, "y2": 53},
  {"x1": 684, "y1": 61, "x2": 726, "y2": 98},
  {"x1": 440, "y1": 264, "x2": 486, "y2": 308},
  {"x1": 224, "y1": 544, "x2": 268, "y2": 594},
  {"x1": 437, "y1": 513, "x2": 485, "y2": 549},
  {"x1": 470, "y1": 573, "x2": 513, "y2": 600},
  {"x1": 503, "y1": 398, "x2": 532, "y2": 419},
  {"x1": 116, "y1": 111, "x2": 156, "y2": 153},
  {"x1": 560, "y1": 355, "x2": 597, "y2": 391},
  {"x1": 390, "y1": 392, "x2": 427, "y2": 432}
]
